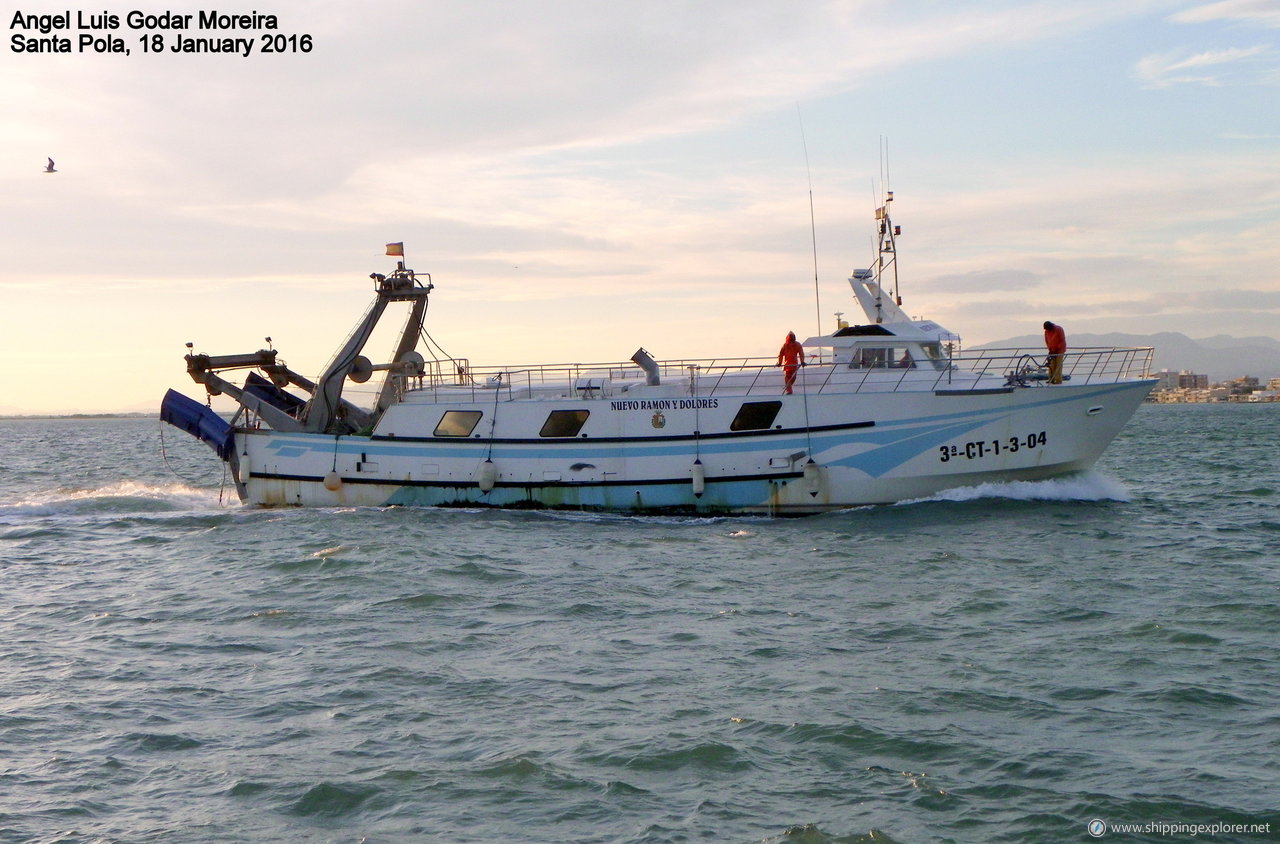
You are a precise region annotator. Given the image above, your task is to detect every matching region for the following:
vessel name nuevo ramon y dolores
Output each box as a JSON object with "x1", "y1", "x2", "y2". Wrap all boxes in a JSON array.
[{"x1": 161, "y1": 194, "x2": 1156, "y2": 515}]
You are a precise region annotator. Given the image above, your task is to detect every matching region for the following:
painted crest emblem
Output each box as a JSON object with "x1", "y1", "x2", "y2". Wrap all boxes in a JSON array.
[{"x1": 651, "y1": 411, "x2": 666, "y2": 429}]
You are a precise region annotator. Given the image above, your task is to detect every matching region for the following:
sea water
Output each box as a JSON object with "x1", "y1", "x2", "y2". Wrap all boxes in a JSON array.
[{"x1": 0, "y1": 405, "x2": 1276, "y2": 843}]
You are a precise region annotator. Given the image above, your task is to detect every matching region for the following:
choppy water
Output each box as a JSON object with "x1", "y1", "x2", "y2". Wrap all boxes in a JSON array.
[{"x1": 1, "y1": 405, "x2": 1277, "y2": 843}]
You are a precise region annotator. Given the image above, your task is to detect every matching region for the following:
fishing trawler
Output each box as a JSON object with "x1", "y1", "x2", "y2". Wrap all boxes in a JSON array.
[{"x1": 161, "y1": 194, "x2": 1155, "y2": 514}]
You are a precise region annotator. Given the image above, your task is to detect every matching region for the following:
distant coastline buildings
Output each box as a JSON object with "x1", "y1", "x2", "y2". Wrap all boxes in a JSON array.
[{"x1": 1148, "y1": 370, "x2": 1280, "y2": 403}]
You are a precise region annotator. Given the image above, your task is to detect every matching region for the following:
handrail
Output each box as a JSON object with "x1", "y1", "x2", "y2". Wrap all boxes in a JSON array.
[{"x1": 386, "y1": 346, "x2": 1153, "y2": 402}]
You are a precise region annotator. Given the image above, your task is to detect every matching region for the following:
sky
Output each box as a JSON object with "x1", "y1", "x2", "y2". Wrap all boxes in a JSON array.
[{"x1": 3, "y1": 0, "x2": 1278, "y2": 413}]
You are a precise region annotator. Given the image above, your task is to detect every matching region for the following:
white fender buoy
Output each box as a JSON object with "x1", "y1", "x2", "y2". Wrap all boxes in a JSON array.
[
  {"x1": 323, "y1": 471, "x2": 342, "y2": 491},
  {"x1": 478, "y1": 459, "x2": 497, "y2": 493},
  {"x1": 237, "y1": 458, "x2": 252, "y2": 483},
  {"x1": 803, "y1": 460, "x2": 822, "y2": 497},
  {"x1": 691, "y1": 460, "x2": 706, "y2": 497}
]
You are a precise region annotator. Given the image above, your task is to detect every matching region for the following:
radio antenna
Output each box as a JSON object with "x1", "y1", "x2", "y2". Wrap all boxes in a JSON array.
[
  {"x1": 798, "y1": 103, "x2": 821, "y2": 336},
  {"x1": 880, "y1": 136, "x2": 891, "y2": 197}
]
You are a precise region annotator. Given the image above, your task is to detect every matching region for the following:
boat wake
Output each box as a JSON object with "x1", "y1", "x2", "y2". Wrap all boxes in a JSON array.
[
  {"x1": 0, "y1": 481, "x2": 229, "y2": 518},
  {"x1": 899, "y1": 471, "x2": 1131, "y2": 506}
]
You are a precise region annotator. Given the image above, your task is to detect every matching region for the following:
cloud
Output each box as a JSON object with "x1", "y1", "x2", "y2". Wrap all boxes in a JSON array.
[
  {"x1": 1151, "y1": 1, "x2": 1280, "y2": 89},
  {"x1": 1185, "y1": 288, "x2": 1280, "y2": 310},
  {"x1": 1172, "y1": 0, "x2": 1280, "y2": 28},
  {"x1": 1133, "y1": 44, "x2": 1272, "y2": 87},
  {"x1": 920, "y1": 269, "x2": 1048, "y2": 293}
]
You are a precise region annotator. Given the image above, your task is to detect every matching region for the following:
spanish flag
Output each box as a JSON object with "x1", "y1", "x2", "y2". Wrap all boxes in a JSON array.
[{"x1": 385, "y1": 242, "x2": 404, "y2": 257}]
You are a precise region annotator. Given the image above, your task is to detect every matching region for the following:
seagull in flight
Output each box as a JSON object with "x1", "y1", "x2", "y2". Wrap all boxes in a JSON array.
[{"x1": 44, "y1": 158, "x2": 56, "y2": 173}]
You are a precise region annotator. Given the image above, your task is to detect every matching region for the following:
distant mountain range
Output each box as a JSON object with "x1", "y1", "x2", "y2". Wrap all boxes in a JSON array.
[{"x1": 978, "y1": 332, "x2": 1280, "y2": 383}]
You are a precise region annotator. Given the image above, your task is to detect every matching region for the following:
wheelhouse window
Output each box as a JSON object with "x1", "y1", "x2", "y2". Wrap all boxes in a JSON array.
[
  {"x1": 539, "y1": 409, "x2": 590, "y2": 437},
  {"x1": 851, "y1": 346, "x2": 916, "y2": 369},
  {"x1": 919, "y1": 342, "x2": 948, "y2": 370},
  {"x1": 434, "y1": 410, "x2": 482, "y2": 437},
  {"x1": 730, "y1": 401, "x2": 782, "y2": 431}
]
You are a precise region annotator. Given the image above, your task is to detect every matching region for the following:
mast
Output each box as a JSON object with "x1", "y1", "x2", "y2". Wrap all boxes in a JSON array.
[
  {"x1": 876, "y1": 189, "x2": 901, "y2": 313},
  {"x1": 302, "y1": 259, "x2": 432, "y2": 434},
  {"x1": 849, "y1": 188, "x2": 909, "y2": 326},
  {"x1": 871, "y1": 137, "x2": 902, "y2": 321}
]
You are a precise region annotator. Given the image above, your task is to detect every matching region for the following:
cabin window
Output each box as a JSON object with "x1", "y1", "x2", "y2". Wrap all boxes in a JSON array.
[
  {"x1": 539, "y1": 409, "x2": 590, "y2": 437},
  {"x1": 730, "y1": 401, "x2": 782, "y2": 431},
  {"x1": 851, "y1": 346, "x2": 915, "y2": 369},
  {"x1": 434, "y1": 410, "x2": 482, "y2": 437},
  {"x1": 919, "y1": 342, "x2": 949, "y2": 370}
]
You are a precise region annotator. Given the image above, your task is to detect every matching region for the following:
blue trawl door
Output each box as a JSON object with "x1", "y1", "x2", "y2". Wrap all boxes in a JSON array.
[{"x1": 160, "y1": 389, "x2": 234, "y2": 460}]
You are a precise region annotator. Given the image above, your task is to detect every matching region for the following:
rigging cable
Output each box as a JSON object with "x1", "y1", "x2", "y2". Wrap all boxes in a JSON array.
[
  {"x1": 690, "y1": 364, "x2": 703, "y2": 462},
  {"x1": 797, "y1": 104, "x2": 822, "y2": 337},
  {"x1": 485, "y1": 372, "x2": 502, "y2": 462},
  {"x1": 157, "y1": 418, "x2": 234, "y2": 507},
  {"x1": 799, "y1": 362, "x2": 814, "y2": 460}
]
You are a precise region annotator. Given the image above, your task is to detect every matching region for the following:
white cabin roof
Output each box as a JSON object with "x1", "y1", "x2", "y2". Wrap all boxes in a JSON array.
[{"x1": 802, "y1": 319, "x2": 954, "y2": 348}]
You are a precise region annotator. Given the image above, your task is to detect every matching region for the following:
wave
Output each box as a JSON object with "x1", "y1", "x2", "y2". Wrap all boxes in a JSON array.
[
  {"x1": 899, "y1": 471, "x2": 1131, "y2": 506},
  {"x1": 511, "y1": 508, "x2": 744, "y2": 527},
  {"x1": 0, "y1": 481, "x2": 229, "y2": 517}
]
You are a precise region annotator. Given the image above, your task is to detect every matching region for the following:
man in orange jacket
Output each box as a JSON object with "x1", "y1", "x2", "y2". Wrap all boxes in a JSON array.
[
  {"x1": 777, "y1": 331, "x2": 805, "y2": 394},
  {"x1": 1043, "y1": 320, "x2": 1067, "y2": 384}
]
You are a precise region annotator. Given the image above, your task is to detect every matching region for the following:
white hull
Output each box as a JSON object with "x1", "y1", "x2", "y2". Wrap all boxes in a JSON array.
[{"x1": 231, "y1": 376, "x2": 1154, "y2": 515}]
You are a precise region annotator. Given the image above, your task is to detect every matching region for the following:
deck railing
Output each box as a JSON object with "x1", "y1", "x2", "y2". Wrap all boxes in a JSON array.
[
  {"x1": 954, "y1": 346, "x2": 1154, "y2": 387},
  {"x1": 385, "y1": 346, "x2": 1153, "y2": 403}
]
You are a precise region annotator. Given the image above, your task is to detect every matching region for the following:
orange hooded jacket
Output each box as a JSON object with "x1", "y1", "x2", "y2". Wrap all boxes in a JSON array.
[{"x1": 777, "y1": 332, "x2": 805, "y2": 367}]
